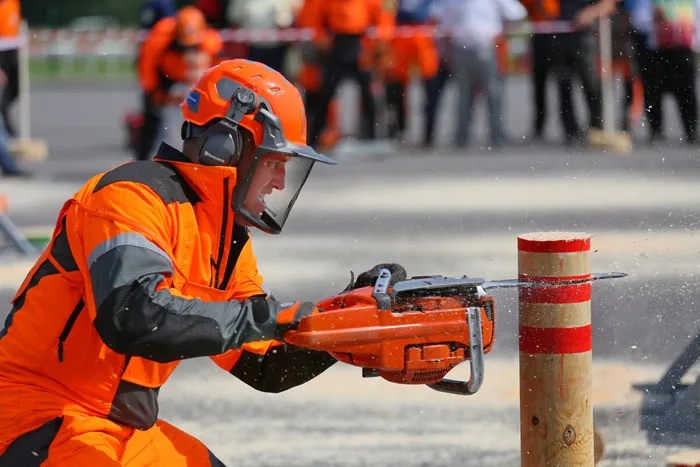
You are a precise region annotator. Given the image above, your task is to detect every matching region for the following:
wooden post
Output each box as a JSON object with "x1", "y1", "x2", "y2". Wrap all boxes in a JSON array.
[{"x1": 518, "y1": 232, "x2": 594, "y2": 466}]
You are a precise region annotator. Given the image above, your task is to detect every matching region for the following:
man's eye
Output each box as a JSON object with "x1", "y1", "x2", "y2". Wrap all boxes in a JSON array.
[{"x1": 264, "y1": 160, "x2": 284, "y2": 169}]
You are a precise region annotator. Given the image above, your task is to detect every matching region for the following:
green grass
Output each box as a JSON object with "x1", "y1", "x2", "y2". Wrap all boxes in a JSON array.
[{"x1": 29, "y1": 57, "x2": 136, "y2": 83}]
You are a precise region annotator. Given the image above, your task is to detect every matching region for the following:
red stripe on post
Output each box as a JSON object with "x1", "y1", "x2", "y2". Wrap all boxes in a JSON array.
[
  {"x1": 519, "y1": 325, "x2": 592, "y2": 354},
  {"x1": 519, "y1": 283, "x2": 591, "y2": 303},
  {"x1": 518, "y1": 237, "x2": 591, "y2": 253}
]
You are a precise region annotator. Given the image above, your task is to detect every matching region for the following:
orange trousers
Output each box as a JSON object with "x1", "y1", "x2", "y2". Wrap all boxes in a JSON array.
[{"x1": 0, "y1": 413, "x2": 225, "y2": 466}]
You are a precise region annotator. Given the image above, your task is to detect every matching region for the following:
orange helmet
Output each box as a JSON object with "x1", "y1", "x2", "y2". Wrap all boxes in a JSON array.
[
  {"x1": 175, "y1": 6, "x2": 206, "y2": 47},
  {"x1": 179, "y1": 59, "x2": 336, "y2": 234}
]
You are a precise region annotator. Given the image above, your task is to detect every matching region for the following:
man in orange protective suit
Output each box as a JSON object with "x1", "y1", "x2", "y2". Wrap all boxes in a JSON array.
[
  {"x1": 0, "y1": 59, "x2": 402, "y2": 466},
  {"x1": 135, "y1": 6, "x2": 223, "y2": 161}
]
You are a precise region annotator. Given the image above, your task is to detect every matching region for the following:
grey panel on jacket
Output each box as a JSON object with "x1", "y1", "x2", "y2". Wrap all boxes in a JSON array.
[{"x1": 89, "y1": 244, "x2": 279, "y2": 362}]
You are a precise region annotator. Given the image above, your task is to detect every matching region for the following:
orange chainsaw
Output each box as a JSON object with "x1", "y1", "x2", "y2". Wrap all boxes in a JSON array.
[{"x1": 284, "y1": 268, "x2": 626, "y2": 396}]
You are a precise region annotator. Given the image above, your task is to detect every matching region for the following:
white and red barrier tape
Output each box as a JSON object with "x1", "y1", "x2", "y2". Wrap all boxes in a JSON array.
[{"x1": 0, "y1": 21, "x2": 579, "y2": 56}]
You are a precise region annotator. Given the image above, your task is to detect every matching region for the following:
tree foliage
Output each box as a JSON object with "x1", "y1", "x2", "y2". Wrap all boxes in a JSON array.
[{"x1": 23, "y1": 0, "x2": 194, "y2": 27}]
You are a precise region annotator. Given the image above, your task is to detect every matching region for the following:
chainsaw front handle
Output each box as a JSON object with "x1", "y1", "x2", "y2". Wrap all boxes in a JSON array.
[{"x1": 427, "y1": 306, "x2": 485, "y2": 396}]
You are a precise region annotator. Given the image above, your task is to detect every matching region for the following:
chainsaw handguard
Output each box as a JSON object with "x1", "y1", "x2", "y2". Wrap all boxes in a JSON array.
[{"x1": 284, "y1": 272, "x2": 495, "y2": 395}]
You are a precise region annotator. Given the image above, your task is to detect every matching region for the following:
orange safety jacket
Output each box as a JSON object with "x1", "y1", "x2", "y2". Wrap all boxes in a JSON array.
[
  {"x1": 303, "y1": 0, "x2": 396, "y2": 45},
  {"x1": 0, "y1": 143, "x2": 336, "y2": 451},
  {"x1": 520, "y1": 0, "x2": 560, "y2": 22},
  {"x1": 0, "y1": 0, "x2": 20, "y2": 38},
  {"x1": 138, "y1": 17, "x2": 224, "y2": 100},
  {"x1": 383, "y1": 26, "x2": 439, "y2": 83}
]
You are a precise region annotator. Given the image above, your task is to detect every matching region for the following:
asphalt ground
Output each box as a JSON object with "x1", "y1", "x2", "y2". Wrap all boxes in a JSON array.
[{"x1": 0, "y1": 77, "x2": 700, "y2": 465}]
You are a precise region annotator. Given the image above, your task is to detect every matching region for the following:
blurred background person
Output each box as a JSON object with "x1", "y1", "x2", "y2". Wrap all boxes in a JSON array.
[
  {"x1": 551, "y1": 0, "x2": 615, "y2": 145},
  {"x1": 520, "y1": 0, "x2": 560, "y2": 141},
  {"x1": 645, "y1": 0, "x2": 699, "y2": 144},
  {"x1": 611, "y1": 0, "x2": 644, "y2": 134},
  {"x1": 227, "y1": 0, "x2": 301, "y2": 76},
  {"x1": 0, "y1": 0, "x2": 21, "y2": 138},
  {"x1": 135, "y1": 6, "x2": 223, "y2": 161},
  {"x1": 384, "y1": 0, "x2": 440, "y2": 144},
  {"x1": 433, "y1": 0, "x2": 527, "y2": 149},
  {"x1": 626, "y1": 0, "x2": 663, "y2": 142},
  {"x1": 295, "y1": 0, "x2": 342, "y2": 148},
  {"x1": 304, "y1": 0, "x2": 395, "y2": 148}
]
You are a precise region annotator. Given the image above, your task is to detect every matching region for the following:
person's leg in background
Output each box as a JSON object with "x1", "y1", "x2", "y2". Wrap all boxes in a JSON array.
[
  {"x1": 451, "y1": 44, "x2": 478, "y2": 148},
  {"x1": 0, "y1": 49, "x2": 19, "y2": 137},
  {"x1": 0, "y1": 110, "x2": 26, "y2": 177},
  {"x1": 575, "y1": 31, "x2": 603, "y2": 132},
  {"x1": 480, "y1": 44, "x2": 507, "y2": 146},
  {"x1": 136, "y1": 92, "x2": 164, "y2": 161},
  {"x1": 666, "y1": 47, "x2": 698, "y2": 143},
  {"x1": 553, "y1": 34, "x2": 582, "y2": 144},
  {"x1": 385, "y1": 79, "x2": 404, "y2": 139},
  {"x1": 530, "y1": 33, "x2": 553, "y2": 140},
  {"x1": 308, "y1": 58, "x2": 345, "y2": 146},
  {"x1": 633, "y1": 32, "x2": 664, "y2": 141},
  {"x1": 0, "y1": 131, "x2": 22, "y2": 177},
  {"x1": 395, "y1": 80, "x2": 407, "y2": 137},
  {"x1": 423, "y1": 58, "x2": 450, "y2": 148},
  {"x1": 620, "y1": 68, "x2": 633, "y2": 132},
  {"x1": 350, "y1": 65, "x2": 378, "y2": 140}
]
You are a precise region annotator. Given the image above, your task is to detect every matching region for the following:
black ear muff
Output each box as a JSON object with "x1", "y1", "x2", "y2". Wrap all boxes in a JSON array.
[{"x1": 198, "y1": 131, "x2": 240, "y2": 166}]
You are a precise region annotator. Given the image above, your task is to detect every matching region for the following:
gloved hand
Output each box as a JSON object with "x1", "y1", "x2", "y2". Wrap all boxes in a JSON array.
[
  {"x1": 342, "y1": 263, "x2": 408, "y2": 293},
  {"x1": 248, "y1": 295, "x2": 320, "y2": 341}
]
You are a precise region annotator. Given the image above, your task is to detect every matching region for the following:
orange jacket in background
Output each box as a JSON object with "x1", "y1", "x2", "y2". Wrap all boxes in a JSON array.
[
  {"x1": 303, "y1": 0, "x2": 396, "y2": 46},
  {"x1": 384, "y1": 28, "x2": 439, "y2": 83},
  {"x1": 138, "y1": 17, "x2": 223, "y2": 100},
  {"x1": 296, "y1": 0, "x2": 324, "y2": 91},
  {"x1": 520, "y1": 0, "x2": 560, "y2": 22},
  {"x1": 0, "y1": 0, "x2": 21, "y2": 37}
]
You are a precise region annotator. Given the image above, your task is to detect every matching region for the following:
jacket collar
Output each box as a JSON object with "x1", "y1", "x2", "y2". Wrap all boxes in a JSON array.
[{"x1": 153, "y1": 142, "x2": 238, "y2": 204}]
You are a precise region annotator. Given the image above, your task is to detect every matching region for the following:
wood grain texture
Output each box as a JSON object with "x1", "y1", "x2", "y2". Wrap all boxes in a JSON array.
[{"x1": 519, "y1": 353, "x2": 594, "y2": 466}]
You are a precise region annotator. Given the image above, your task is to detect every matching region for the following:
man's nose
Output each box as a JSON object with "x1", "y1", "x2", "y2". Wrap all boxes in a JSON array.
[{"x1": 272, "y1": 168, "x2": 286, "y2": 191}]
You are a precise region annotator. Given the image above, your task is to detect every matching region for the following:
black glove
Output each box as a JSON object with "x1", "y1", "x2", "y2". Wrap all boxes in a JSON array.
[
  {"x1": 342, "y1": 263, "x2": 408, "y2": 292},
  {"x1": 249, "y1": 296, "x2": 319, "y2": 341}
]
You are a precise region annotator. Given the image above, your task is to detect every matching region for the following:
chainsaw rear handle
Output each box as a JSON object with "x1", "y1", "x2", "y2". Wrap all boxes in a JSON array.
[{"x1": 427, "y1": 306, "x2": 485, "y2": 396}]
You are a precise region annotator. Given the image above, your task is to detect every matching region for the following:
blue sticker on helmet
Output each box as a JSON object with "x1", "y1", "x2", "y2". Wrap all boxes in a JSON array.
[{"x1": 186, "y1": 90, "x2": 200, "y2": 113}]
